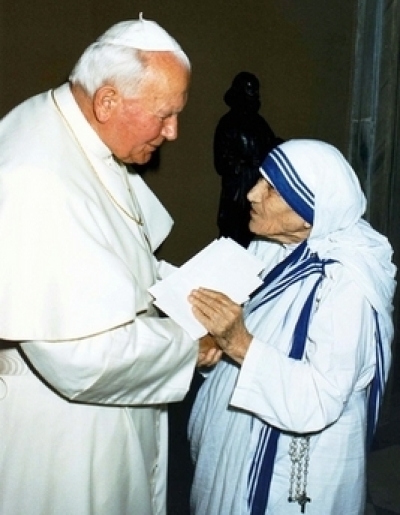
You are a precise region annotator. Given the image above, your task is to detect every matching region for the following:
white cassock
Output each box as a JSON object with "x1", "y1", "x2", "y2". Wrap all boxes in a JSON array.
[{"x1": 0, "y1": 84, "x2": 198, "y2": 515}]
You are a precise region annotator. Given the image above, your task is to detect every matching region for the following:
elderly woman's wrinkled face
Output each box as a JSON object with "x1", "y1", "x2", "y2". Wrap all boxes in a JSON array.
[{"x1": 248, "y1": 178, "x2": 312, "y2": 244}]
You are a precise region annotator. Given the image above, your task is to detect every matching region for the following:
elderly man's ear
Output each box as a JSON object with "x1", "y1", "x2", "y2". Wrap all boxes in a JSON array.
[{"x1": 93, "y1": 86, "x2": 119, "y2": 123}]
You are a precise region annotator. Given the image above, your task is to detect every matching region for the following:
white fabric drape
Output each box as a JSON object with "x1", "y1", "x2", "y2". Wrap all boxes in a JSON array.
[{"x1": 189, "y1": 140, "x2": 396, "y2": 515}]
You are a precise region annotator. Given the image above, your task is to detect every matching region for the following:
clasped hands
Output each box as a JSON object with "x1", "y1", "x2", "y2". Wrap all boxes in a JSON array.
[{"x1": 189, "y1": 287, "x2": 252, "y2": 366}]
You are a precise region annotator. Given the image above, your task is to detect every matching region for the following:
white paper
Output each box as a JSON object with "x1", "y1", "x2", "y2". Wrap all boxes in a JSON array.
[{"x1": 149, "y1": 237, "x2": 264, "y2": 339}]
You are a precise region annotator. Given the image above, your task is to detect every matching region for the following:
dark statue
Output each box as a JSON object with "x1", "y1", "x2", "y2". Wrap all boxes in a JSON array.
[{"x1": 214, "y1": 71, "x2": 282, "y2": 247}]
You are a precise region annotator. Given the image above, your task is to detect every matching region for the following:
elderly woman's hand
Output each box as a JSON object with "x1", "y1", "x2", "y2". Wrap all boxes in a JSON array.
[{"x1": 189, "y1": 288, "x2": 252, "y2": 364}]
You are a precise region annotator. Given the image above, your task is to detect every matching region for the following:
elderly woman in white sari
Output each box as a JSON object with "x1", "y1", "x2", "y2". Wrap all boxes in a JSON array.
[{"x1": 188, "y1": 139, "x2": 396, "y2": 515}]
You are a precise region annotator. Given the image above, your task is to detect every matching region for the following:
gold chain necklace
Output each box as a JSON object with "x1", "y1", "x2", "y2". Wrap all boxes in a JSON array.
[{"x1": 51, "y1": 89, "x2": 144, "y2": 226}]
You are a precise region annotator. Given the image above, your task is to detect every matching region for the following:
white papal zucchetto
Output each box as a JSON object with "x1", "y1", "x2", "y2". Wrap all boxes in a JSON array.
[{"x1": 99, "y1": 13, "x2": 184, "y2": 52}]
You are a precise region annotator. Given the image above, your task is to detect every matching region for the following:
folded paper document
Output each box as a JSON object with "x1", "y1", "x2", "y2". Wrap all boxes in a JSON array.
[{"x1": 148, "y1": 237, "x2": 264, "y2": 339}]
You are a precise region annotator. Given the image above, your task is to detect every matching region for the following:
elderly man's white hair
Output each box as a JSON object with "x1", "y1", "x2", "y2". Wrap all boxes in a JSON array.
[{"x1": 69, "y1": 15, "x2": 190, "y2": 97}]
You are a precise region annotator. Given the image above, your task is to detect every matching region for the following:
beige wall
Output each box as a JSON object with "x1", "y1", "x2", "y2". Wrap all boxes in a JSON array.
[{"x1": 0, "y1": 0, "x2": 357, "y2": 264}]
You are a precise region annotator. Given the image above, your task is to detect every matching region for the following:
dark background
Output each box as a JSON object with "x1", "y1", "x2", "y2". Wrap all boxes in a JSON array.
[{"x1": 0, "y1": 0, "x2": 356, "y2": 264}]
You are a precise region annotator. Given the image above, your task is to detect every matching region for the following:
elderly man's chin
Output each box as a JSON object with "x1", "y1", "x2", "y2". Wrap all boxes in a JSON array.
[{"x1": 124, "y1": 149, "x2": 154, "y2": 165}]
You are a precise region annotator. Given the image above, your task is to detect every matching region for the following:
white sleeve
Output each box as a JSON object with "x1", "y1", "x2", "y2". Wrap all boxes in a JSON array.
[
  {"x1": 230, "y1": 271, "x2": 377, "y2": 432},
  {"x1": 20, "y1": 316, "x2": 198, "y2": 405}
]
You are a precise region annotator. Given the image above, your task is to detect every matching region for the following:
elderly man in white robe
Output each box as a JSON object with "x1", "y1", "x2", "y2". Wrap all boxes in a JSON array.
[
  {"x1": 0, "y1": 15, "x2": 217, "y2": 515},
  {"x1": 188, "y1": 140, "x2": 396, "y2": 515}
]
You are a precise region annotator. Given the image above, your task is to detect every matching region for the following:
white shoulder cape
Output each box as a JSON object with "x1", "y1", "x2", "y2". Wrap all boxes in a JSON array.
[{"x1": 0, "y1": 85, "x2": 173, "y2": 341}]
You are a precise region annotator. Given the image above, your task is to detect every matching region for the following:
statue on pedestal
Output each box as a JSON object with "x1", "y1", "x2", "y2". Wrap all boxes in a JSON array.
[{"x1": 214, "y1": 72, "x2": 282, "y2": 247}]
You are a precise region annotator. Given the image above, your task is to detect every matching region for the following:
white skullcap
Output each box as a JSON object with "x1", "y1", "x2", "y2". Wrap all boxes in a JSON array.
[{"x1": 100, "y1": 13, "x2": 184, "y2": 52}]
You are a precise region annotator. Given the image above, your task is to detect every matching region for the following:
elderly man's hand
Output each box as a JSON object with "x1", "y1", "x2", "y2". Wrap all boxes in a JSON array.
[{"x1": 197, "y1": 334, "x2": 222, "y2": 367}]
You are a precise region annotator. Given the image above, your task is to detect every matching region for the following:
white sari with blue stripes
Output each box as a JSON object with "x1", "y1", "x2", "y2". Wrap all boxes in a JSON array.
[
  {"x1": 189, "y1": 140, "x2": 395, "y2": 515},
  {"x1": 189, "y1": 237, "x2": 393, "y2": 515}
]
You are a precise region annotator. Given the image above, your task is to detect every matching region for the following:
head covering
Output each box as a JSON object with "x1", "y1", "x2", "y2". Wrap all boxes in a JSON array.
[
  {"x1": 99, "y1": 13, "x2": 184, "y2": 52},
  {"x1": 259, "y1": 139, "x2": 396, "y2": 333},
  {"x1": 260, "y1": 144, "x2": 315, "y2": 224}
]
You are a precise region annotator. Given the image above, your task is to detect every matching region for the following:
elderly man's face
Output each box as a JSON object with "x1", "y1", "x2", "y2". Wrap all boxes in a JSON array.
[
  {"x1": 106, "y1": 56, "x2": 190, "y2": 164},
  {"x1": 247, "y1": 178, "x2": 311, "y2": 244}
]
